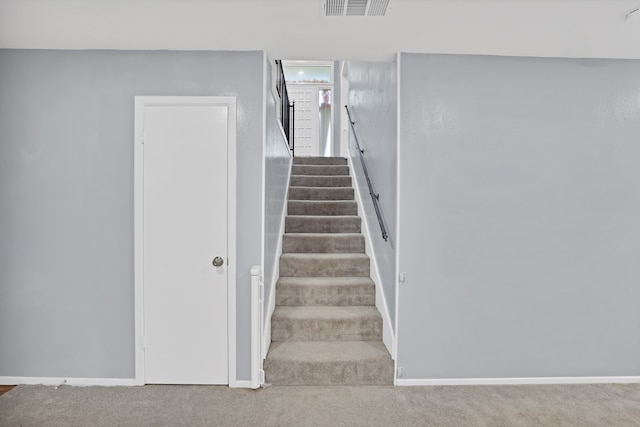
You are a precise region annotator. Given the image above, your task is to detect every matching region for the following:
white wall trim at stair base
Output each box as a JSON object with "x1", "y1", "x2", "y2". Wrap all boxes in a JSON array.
[
  {"x1": 347, "y1": 155, "x2": 395, "y2": 359},
  {"x1": 396, "y1": 376, "x2": 640, "y2": 386},
  {"x1": 0, "y1": 377, "x2": 138, "y2": 387},
  {"x1": 250, "y1": 266, "x2": 262, "y2": 389}
]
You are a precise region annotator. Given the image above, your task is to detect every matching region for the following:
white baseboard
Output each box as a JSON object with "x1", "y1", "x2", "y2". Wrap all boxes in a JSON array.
[
  {"x1": 396, "y1": 376, "x2": 640, "y2": 386},
  {"x1": 0, "y1": 376, "x2": 138, "y2": 387},
  {"x1": 347, "y1": 155, "x2": 395, "y2": 359},
  {"x1": 232, "y1": 380, "x2": 254, "y2": 389},
  {"x1": 0, "y1": 376, "x2": 267, "y2": 388}
]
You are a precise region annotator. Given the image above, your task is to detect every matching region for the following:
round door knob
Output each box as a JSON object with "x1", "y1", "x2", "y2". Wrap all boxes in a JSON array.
[{"x1": 212, "y1": 257, "x2": 224, "y2": 267}]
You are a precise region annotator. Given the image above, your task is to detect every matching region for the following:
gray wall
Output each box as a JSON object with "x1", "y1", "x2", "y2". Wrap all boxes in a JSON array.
[
  {"x1": 348, "y1": 61, "x2": 397, "y2": 328},
  {"x1": 263, "y1": 60, "x2": 292, "y2": 327},
  {"x1": 0, "y1": 49, "x2": 264, "y2": 381},
  {"x1": 397, "y1": 53, "x2": 640, "y2": 379}
]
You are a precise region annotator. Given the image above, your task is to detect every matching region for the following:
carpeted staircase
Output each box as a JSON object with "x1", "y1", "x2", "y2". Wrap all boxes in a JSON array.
[{"x1": 264, "y1": 156, "x2": 394, "y2": 385}]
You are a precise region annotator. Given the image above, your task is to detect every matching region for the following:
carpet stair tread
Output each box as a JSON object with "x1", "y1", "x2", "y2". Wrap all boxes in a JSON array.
[
  {"x1": 277, "y1": 276, "x2": 375, "y2": 286},
  {"x1": 264, "y1": 341, "x2": 394, "y2": 386},
  {"x1": 282, "y1": 233, "x2": 365, "y2": 253},
  {"x1": 293, "y1": 157, "x2": 347, "y2": 165},
  {"x1": 279, "y1": 253, "x2": 370, "y2": 277},
  {"x1": 285, "y1": 215, "x2": 361, "y2": 233},
  {"x1": 287, "y1": 200, "x2": 358, "y2": 216},
  {"x1": 276, "y1": 277, "x2": 375, "y2": 306},
  {"x1": 290, "y1": 175, "x2": 352, "y2": 187},
  {"x1": 291, "y1": 165, "x2": 350, "y2": 176},
  {"x1": 271, "y1": 306, "x2": 382, "y2": 341},
  {"x1": 273, "y1": 305, "x2": 381, "y2": 321},
  {"x1": 289, "y1": 186, "x2": 354, "y2": 201}
]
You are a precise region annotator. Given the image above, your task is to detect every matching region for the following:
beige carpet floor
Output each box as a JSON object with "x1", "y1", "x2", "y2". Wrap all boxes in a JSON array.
[{"x1": 1, "y1": 383, "x2": 640, "y2": 426}]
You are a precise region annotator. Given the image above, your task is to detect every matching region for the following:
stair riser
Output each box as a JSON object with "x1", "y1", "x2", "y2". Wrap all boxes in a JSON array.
[
  {"x1": 293, "y1": 157, "x2": 348, "y2": 166},
  {"x1": 289, "y1": 187, "x2": 354, "y2": 201},
  {"x1": 276, "y1": 284, "x2": 375, "y2": 306},
  {"x1": 290, "y1": 176, "x2": 352, "y2": 187},
  {"x1": 271, "y1": 316, "x2": 382, "y2": 341},
  {"x1": 264, "y1": 359, "x2": 394, "y2": 386},
  {"x1": 285, "y1": 217, "x2": 361, "y2": 233},
  {"x1": 282, "y1": 234, "x2": 365, "y2": 253},
  {"x1": 280, "y1": 257, "x2": 369, "y2": 277},
  {"x1": 288, "y1": 201, "x2": 358, "y2": 216},
  {"x1": 292, "y1": 165, "x2": 350, "y2": 176}
]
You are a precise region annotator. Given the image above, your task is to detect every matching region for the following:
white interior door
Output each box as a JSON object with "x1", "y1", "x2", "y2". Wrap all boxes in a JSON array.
[
  {"x1": 288, "y1": 87, "x2": 318, "y2": 157},
  {"x1": 141, "y1": 99, "x2": 230, "y2": 384}
]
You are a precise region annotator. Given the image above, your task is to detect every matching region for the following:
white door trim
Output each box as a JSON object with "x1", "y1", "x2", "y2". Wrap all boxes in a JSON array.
[
  {"x1": 340, "y1": 61, "x2": 350, "y2": 157},
  {"x1": 134, "y1": 96, "x2": 237, "y2": 387}
]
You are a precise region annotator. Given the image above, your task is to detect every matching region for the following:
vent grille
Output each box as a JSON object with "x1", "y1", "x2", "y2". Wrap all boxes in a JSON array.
[
  {"x1": 323, "y1": 0, "x2": 390, "y2": 17},
  {"x1": 367, "y1": 0, "x2": 390, "y2": 16},
  {"x1": 346, "y1": 0, "x2": 367, "y2": 16},
  {"x1": 325, "y1": 0, "x2": 346, "y2": 16}
]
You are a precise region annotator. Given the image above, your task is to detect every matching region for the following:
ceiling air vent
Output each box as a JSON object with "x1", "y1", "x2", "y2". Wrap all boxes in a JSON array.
[{"x1": 322, "y1": 0, "x2": 391, "y2": 17}]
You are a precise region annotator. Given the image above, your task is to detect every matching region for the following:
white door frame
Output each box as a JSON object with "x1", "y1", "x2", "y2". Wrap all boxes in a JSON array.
[
  {"x1": 316, "y1": 85, "x2": 334, "y2": 157},
  {"x1": 288, "y1": 84, "x2": 335, "y2": 157},
  {"x1": 340, "y1": 61, "x2": 350, "y2": 157},
  {"x1": 133, "y1": 96, "x2": 237, "y2": 387},
  {"x1": 282, "y1": 60, "x2": 335, "y2": 157}
]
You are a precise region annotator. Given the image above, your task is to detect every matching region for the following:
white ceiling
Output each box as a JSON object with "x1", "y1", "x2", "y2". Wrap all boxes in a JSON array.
[{"x1": 1, "y1": 0, "x2": 639, "y2": 61}]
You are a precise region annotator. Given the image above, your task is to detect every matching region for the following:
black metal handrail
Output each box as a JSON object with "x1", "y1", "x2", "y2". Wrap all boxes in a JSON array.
[
  {"x1": 345, "y1": 105, "x2": 389, "y2": 242},
  {"x1": 275, "y1": 60, "x2": 295, "y2": 155}
]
